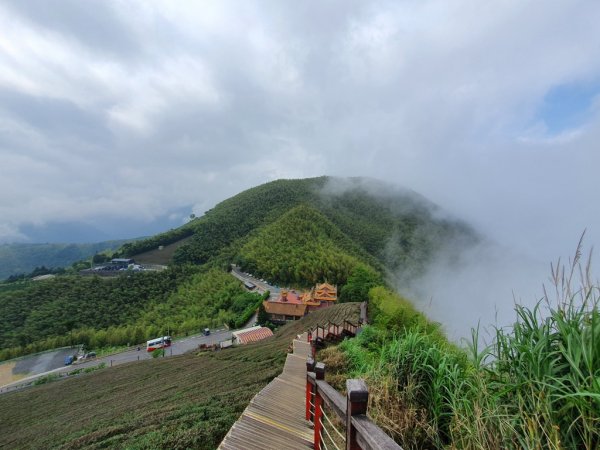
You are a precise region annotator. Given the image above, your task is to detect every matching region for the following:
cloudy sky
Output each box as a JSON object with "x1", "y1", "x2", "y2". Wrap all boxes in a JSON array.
[{"x1": 1, "y1": 1, "x2": 599, "y2": 266}]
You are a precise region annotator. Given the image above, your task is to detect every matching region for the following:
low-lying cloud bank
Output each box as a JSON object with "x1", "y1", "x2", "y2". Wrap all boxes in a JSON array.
[{"x1": 397, "y1": 238, "x2": 554, "y2": 343}]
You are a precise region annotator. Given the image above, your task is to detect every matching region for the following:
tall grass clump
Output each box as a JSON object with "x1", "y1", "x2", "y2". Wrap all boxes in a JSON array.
[
  {"x1": 336, "y1": 238, "x2": 599, "y2": 449},
  {"x1": 340, "y1": 287, "x2": 472, "y2": 448},
  {"x1": 464, "y1": 239, "x2": 600, "y2": 449}
]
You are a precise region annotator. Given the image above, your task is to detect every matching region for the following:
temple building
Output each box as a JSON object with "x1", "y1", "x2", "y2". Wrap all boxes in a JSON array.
[
  {"x1": 300, "y1": 283, "x2": 338, "y2": 311},
  {"x1": 263, "y1": 289, "x2": 307, "y2": 324},
  {"x1": 263, "y1": 283, "x2": 338, "y2": 323}
]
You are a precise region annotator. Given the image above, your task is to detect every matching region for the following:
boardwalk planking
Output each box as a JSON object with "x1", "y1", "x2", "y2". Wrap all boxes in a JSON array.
[{"x1": 219, "y1": 334, "x2": 314, "y2": 450}]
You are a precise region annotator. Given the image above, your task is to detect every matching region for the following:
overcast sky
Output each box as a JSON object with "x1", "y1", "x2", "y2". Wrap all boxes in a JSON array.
[{"x1": 1, "y1": 1, "x2": 599, "y2": 267}]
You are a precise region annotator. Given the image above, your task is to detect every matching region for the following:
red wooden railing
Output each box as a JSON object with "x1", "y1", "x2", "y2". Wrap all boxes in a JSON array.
[
  {"x1": 307, "y1": 319, "x2": 360, "y2": 356},
  {"x1": 306, "y1": 358, "x2": 403, "y2": 450},
  {"x1": 302, "y1": 307, "x2": 401, "y2": 450}
]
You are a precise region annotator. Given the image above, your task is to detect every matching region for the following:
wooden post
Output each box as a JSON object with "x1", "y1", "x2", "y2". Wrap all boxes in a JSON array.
[
  {"x1": 313, "y1": 363, "x2": 325, "y2": 450},
  {"x1": 346, "y1": 379, "x2": 368, "y2": 450},
  {"x1": 306, "y1": 357, "x2": 315, "y2": 421}
]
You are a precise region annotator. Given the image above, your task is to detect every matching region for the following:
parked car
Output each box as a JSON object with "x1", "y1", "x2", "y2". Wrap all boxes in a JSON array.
[
  {"x1": 84, "y1": 352, "x2": 96, "y2": 359},
  {"x1": 64, "y1": 355, "x2": 75, "y2": 365},
  {"x1": 203, "y1": 328, "x2": 210, "y2": 336}
]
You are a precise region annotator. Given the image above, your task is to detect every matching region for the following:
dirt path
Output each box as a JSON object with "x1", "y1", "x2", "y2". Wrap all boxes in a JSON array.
[{"x1": 0, "y1": 362, "x2": 26, "y2": 386}]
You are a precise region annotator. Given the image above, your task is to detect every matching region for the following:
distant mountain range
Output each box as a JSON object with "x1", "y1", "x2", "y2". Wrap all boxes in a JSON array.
[{"x1": 0, "y1": 240, "x2": 136, "y2": 280}]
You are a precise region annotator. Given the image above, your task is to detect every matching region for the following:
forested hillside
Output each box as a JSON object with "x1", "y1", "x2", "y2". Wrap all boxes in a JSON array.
[
  {"x1": 0, "y1": 267, "x2": 264, "y2": 361},
  {"x1": 236, "y1": 205, "x2": 379, "y2": 286},
  {"x1": 0, "y1": 267, "x2": 194, "y2": 360}
]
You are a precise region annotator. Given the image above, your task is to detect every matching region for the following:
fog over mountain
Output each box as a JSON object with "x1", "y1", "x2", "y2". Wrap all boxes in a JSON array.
[
  {"x1": 398, "y1": 239, "x2": 550, "y2": 341},
  {"x1": 1, "y1": 2, "x2": 599, "y2": 332}
]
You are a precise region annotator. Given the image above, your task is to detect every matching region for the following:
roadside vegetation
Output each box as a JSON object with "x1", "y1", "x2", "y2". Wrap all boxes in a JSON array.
[{"x1": 321, "y1": 246, "x2": 600, "y2": 449}]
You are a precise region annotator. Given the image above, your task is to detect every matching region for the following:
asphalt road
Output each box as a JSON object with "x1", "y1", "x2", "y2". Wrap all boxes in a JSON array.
[
  {"x1": 0, "y1": 329, "x2": 232, "y2": 393},
  {"x1": 230, "y1": 265, "x2": 280, "y2": 297},
  {"x1": 13, "y1": 347, "x2": 77, "y2": 376}
]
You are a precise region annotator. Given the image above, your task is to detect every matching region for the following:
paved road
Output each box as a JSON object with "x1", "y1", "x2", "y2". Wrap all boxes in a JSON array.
[
  {"x1": 230, "y1": 265, "x2": 280, "y2": 298},
  {"x1": 13, "y1": 348, "x2": 77, "y2": 376},
  {"x1": 0, "y1": 329, "x2": 232, "y2": 393}
]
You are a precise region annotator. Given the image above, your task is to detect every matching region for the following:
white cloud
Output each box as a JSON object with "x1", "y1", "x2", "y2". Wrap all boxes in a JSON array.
[{"x1": 0, "y1": 0, "x2": 598, "y2": 267}]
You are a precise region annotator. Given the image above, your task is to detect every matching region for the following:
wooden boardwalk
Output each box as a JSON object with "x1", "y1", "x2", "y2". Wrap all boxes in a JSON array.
[{"x1": 219, "y1": 333, "x2": 314, "y2": 450}]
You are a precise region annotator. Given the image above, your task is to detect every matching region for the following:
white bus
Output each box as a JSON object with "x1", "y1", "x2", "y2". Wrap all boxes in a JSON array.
[{"x1": 146, "y1": 336, "x2": 172, "y2": 352}]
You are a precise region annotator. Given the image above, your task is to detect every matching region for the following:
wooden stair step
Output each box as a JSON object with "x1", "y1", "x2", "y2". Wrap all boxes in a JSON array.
[
  {"x1": 218, "y1": 332, "x2": 315, "y2": 450},
  {"x1": 222, "y1": 419, "x2": 310, "y2": 450},
  {"x1": 241, "y1": 411, "x2": 313, "y2": 444}
]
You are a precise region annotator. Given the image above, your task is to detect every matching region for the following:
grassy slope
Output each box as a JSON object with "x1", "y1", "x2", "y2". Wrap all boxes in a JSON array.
[
  {"x1": 132, "y1": 236, "x2": 194, "y2": 265},
  {"x1": 0, "y1": 303, "x2": 360, "y2": 450}
]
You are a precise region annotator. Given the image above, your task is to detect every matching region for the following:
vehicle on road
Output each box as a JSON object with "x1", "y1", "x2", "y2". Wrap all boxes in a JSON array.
[
  {"x1": 146, "y1": 336, "x2": 172, "y2": 352},
  {"x1": 203, "y1": 328, "x2": 211, "y2": 336},
  {"x1": 64, "y1": 355, "x2": 75, "y2": 365}
]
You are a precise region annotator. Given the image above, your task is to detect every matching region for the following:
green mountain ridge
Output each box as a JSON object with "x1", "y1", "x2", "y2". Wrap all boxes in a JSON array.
[
  {"x1": 129, "y1": 176, "x2": 477, "y2": 275},
  {"x1": 4, "y1": 177, "x2": 590, "y2": 450}
]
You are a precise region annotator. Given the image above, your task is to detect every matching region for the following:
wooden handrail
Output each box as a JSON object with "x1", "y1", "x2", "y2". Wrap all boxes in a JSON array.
[
  {"x1": 316, "y1": 379, "x2": 346, "y2": 421},
  {"x1": 306, "y1": 362, "x2": 403, "y2": 450},
  {"x1": 352, "y1": 416, "x2": 402, "y2": 450}
]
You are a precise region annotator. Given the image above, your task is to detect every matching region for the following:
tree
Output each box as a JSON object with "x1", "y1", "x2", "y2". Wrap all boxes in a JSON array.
[
  {"x1": 257, "y1": 302, "x2": 269, "y2": 326},
  {"x1": 92, "y1": 253, "x2": 110, "y2": 264},
  {"x1": 339, "y1": 265, "x2": 382, "y2": 303}
]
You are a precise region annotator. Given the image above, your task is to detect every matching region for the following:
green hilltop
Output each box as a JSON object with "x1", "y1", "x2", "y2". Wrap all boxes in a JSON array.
[{"x1": 123, "y1": 176, "x2": 475, "y2": 273}]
